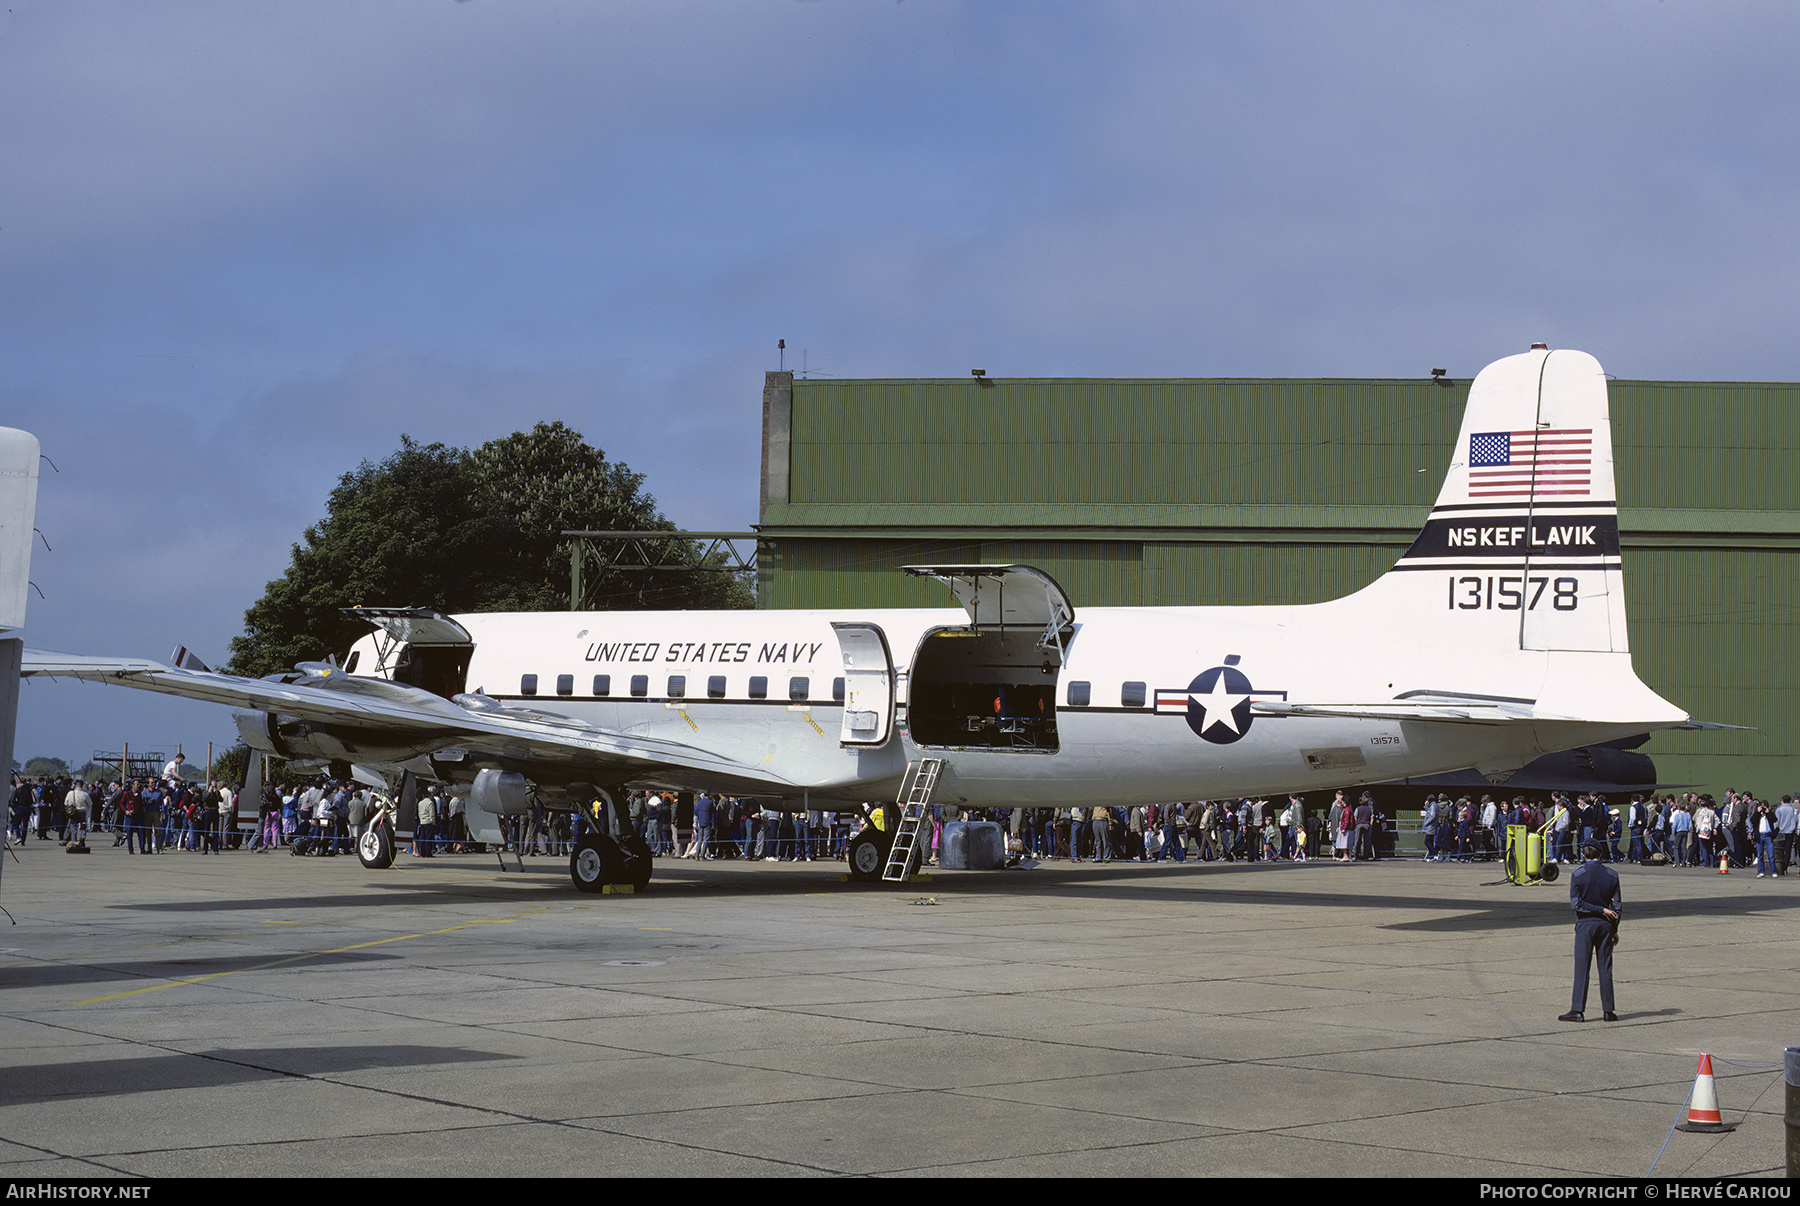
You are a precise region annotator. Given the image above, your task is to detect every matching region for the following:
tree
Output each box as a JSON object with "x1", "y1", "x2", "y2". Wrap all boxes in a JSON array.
[
  {"x1": 22, "y1": 756, "x2": 70, "y2": 779},
  {"x1": 470, "y1": 422, "x2": 751, "y2": 614},
  {"x1": 227, "y1": 424, "x2": 750, "y2": 677}
]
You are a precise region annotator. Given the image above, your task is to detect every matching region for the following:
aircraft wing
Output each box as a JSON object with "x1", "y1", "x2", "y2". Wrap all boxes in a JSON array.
[{"x1": 22, "y1": 650, "x2": 800, "y2": 791}]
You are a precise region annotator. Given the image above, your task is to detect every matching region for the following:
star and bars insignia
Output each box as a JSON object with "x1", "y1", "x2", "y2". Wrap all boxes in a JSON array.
[{"x1": 1154, "y1": 664, "x2": 1287, "y2": 745}]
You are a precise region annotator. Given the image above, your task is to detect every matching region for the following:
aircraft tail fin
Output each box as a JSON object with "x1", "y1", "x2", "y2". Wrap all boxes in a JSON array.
[
  {"x1": 1380, "y1": 346, "x2": 1626, "y2": 654},
  {"x1": 1341, "y1": 346, "x2": 1684, "y2": 729}
]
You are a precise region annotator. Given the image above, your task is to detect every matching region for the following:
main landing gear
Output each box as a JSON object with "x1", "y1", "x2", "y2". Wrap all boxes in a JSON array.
[
  {"x1": 846, "y1": 830, "x2": 887, "y2": 883},
  {"x1": 844, "y1": 826, "x2": 922, "y2": 884},
  {"x1": 569, "y1": 832, "x2": 653, "y2": 894},
  {"x1": 569, "y1": 787, "x2": 653, "y2": 894}
]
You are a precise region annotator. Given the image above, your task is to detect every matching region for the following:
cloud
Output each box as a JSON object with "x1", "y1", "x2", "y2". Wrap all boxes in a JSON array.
[{"x1": 0, "y1": 0, "x2": 934, "y2": 267}]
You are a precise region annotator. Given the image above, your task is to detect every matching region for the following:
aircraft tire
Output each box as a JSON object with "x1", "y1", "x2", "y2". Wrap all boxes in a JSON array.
[
  {"x1": 847, "y1": 831, "x2": 887, "y2": 883},
  {"x1": 571, "y1": 832, "x2": 623, "y2": 894},
  {"x1": 357, "y1": 821, "x2": 395, "y2": 870},
  {"x1": 620, "y1": 833, "x2": 653, "y2": 892}
]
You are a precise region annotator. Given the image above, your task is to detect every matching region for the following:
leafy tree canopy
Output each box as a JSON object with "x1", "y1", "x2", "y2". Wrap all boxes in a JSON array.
[
  {"x1": 22, "y1": 756, "x2": 71, "y2": 779},
  {"x1": 227, "y1": 422, "x2": 749, "y2": 677}
]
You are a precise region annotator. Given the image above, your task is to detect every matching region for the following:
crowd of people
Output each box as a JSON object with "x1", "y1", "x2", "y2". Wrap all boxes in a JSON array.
[
  {"x1": 634, "y1": 790, "x2": 1388, "y2": 865},
  {"x1": 7, "y1": 756, "x2": 237, "y2": 855},
  {"x1": 9, "y1": 768, "x2": 1799, "y2": 879},
  {"x1": 1417, "y1": 789, "x2": 1798, "y2": 876},
  {"x1": 615, "y1": 786, "x2": 1800, "y2": 876}
]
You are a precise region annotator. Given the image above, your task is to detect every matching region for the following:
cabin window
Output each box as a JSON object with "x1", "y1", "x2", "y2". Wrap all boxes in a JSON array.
[
  {"x1": 708, "y1": 675, "x2": 727, "y2": 698},
  {"x1": 555, "y1": 674, "x2": 573, "y2": 697},
  {"x1": 1121, "y1": 681, "x2": 1147, "y2": 708},
  {"x1": 593, "y1": 674, "x2": 611, "y2": 696},
  {"x1": 668, "y1": 675, "x2": 686, "y2": 698},
  {"x1": 521, "y1": 674, "x2": 538, "y2": 696},
  {"x1": 1067, "y1": 681, "x2": 1091, "y2": 707},
  {"x1": 789, "y1": 676, "x2": 809, "y2": 701},
  {"x1": 748, "y1": 676, "x2": 768, "y2": 699},
  {"x1": 630, "y1": 674, "x2": 648, "y2": 697},
  {"x1": 832, "y1": 676, "x2": 845, "y2": 702},
  {"x1": 345, "y1": 651, "x2": 361, "y2": 673}
]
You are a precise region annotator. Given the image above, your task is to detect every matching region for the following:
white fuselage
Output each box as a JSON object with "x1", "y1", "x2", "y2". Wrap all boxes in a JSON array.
[{"x1": 349, "y1": 592, "x2": 1660, "y2": 808}]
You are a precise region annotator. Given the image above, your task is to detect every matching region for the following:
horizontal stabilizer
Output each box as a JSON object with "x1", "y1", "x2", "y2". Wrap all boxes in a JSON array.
[
  {"x1": 169, "y1": 645, "x2": 211, "y2": 673},
  {"x1": 1251, "y1": 699, "x2": 1563, "y2": 725}
]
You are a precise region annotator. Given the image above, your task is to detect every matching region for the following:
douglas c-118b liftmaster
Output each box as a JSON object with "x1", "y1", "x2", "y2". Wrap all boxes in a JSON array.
[{"x1": 25, "y1": 347, "x2": 1701, "y2": 891}]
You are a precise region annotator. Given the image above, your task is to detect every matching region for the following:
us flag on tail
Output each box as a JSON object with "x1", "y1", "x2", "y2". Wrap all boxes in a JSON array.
[{"x1": 1468, "y1": 428, "x2": 1593, "y2": 498}]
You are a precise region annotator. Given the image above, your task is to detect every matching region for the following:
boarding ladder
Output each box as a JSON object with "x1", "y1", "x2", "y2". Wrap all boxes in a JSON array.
[{"x1": 882, "y1": 758, "x2": 944, "y2": 882}]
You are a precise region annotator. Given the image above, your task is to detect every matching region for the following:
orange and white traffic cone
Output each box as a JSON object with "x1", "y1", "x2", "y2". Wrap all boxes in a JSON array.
[
  {"x1": 1675, "y1": 1054, "x2": 1736, "y2": 1132},
  {"x1": 1719, "y1": 850, "x2": 1730, "y2": 874}
]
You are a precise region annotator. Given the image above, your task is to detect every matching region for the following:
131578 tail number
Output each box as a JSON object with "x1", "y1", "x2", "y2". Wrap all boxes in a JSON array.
[{"x1": 1447, "y1": 576, "x2": 1577, "y2": 611}]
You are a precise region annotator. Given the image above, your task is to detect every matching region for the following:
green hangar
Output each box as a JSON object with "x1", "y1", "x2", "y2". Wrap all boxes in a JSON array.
[{"x1": 754, "y1": 367, "x2": 1797, "y2": 798}]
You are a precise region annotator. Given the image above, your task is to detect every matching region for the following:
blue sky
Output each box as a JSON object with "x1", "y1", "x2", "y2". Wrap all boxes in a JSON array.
[{"x1": 5, "y1": 0, "x2": 1799, "y2": 770}]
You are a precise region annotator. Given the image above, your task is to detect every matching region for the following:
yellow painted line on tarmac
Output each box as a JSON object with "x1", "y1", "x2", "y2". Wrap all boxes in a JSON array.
[
  {"x1": 71, "y1": 907, "x2": 551, "y2": 1006},
  {"x1": 4, "y1": 925, "x2": 313, "y2": 971}
]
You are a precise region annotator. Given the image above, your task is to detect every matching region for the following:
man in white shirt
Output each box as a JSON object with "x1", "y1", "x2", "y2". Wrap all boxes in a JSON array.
[{"x1": 65, "y1": 781, "x2": 93, "y2": 845}]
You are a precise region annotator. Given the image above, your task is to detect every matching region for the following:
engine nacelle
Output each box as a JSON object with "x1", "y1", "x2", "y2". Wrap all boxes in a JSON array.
[
  {"x1": 471, "y1": 768, "x2": 531, "y2": 817},
  {"x1": 234, "y1": 711, "x2": 280, "y2": 754},
  {"x1": 232, "y1": 710, "x2": 443, "y2": 764}
]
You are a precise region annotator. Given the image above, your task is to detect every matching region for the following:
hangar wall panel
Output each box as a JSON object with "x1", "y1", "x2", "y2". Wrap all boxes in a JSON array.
[{"x1": 1141, "y1": 542, "x2": 1399, "y2": 608}]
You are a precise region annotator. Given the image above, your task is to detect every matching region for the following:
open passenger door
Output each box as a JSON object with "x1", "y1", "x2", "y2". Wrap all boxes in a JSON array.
[{"x1": 831, "y1": 622, "x2": 896, "y2": 747}]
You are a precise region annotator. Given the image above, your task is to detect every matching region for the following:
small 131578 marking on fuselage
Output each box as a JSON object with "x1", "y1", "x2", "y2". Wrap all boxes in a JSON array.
[{"x1": 1448, "y1": 576, "x2": 1578, "y2": 611}]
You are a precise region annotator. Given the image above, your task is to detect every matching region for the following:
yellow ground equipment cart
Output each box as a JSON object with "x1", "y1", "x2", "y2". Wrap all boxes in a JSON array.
[{"x1": 1504, "y1": 823, "x2": 1559, "y2": 886}]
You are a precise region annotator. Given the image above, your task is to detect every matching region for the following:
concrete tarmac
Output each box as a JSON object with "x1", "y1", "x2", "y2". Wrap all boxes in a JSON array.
[{"x1": 0, "y1": 838, "x2": 1792, "y2": 1179}]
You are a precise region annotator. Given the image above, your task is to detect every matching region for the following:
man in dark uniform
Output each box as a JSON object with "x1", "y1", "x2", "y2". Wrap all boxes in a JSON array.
[
  {"x1": 1354, "y1": 793, "x2": 1377, "y2": 861},
  {"x1": 1560, "y1": 842, "x2": 1621, "y2": 1022}
]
